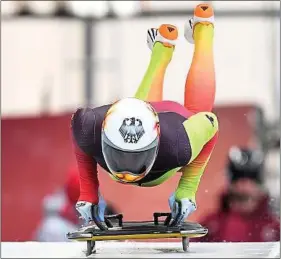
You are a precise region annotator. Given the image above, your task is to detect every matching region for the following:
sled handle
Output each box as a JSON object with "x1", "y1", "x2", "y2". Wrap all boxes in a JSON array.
[
  {"x1": 105, "y1": 213, "x2": 123, "y2": 227},
  {"x1": 153, "y1": 212, "x2": 172, "y2": 226}
]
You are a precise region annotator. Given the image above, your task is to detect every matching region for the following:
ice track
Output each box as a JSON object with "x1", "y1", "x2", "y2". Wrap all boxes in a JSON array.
[{"x1": 2, "y1": 241, "x2": 280, "y2": 258}]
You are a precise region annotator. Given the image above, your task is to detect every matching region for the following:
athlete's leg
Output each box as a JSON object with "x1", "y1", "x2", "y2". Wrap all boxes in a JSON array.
[
  {"x1": 184, "y1": 4, "x2": 216, "y2": 113},
  {"x1": 175, "y1": 112, "x2": 219, "y2": 201},
  {"x1": 134, "y1": 24, "x2": 178, "y2": 102}
]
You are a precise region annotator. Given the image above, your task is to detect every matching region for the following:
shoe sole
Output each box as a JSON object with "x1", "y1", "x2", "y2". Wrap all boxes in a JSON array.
[
  {"x1": 194, "y1": 3, "x2": 214, "y2": 26},
  {"x1": 194, "y1": 3, "x2": 214, "y2": 18},
  {"x1": 158, "y1": 24, "x2": 178, "y2": 48}
]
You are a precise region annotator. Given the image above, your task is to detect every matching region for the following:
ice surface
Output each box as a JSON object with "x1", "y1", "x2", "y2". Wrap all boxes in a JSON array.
[{"x1": 2, "y1": 241, "x2": 280, "y2": 258}]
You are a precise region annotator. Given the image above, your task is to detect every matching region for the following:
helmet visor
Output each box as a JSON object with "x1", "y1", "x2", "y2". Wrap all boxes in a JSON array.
[{"x1": 102, "y1": 136, "x2": 158, "y2": 182}]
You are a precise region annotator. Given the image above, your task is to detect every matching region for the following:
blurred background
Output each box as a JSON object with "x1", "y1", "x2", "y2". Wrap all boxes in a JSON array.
[{"x1": 1, "y1": 1, "x2": 280, "y2": 242}]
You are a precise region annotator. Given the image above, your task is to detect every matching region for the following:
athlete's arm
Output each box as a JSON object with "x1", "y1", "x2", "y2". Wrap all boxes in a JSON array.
[
  {"x1": 175, "y1": 112, "x2": 219, "y2": 202},
  {"x1": 71, "y1": 109, "x2": 100, "y2": 204},
  {"x1": 134, "y1": 42, "x2": 173, "y2": 101},
  {"x1": 73, "y1": 143, "x2": 99, "y2": 204}
]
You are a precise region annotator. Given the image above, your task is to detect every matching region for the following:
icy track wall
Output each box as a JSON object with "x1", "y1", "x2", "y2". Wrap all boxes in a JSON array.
[
  {"x1": 2, "y1": 105, "x2": 260, "y2": 241},
  {"x1": 2, "y1": 241, "x2": 280, "y2": 258}
]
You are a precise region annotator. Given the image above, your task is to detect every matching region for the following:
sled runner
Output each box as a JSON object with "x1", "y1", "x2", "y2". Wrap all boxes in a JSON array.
[{"x1": 67, "y1": 212, "x2": 208, "y2": 256}]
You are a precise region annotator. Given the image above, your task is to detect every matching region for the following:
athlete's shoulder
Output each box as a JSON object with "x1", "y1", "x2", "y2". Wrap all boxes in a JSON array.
[
  {"x1": 71, "y1": 104, "x2": 111, "y2": 128},
  {"x1": 71, "y1": 107, "x2": 95, "y2": 129},
  {"x1": 71, "y1": 107, "x2": 96, "y2": 145},
  {"x1": 71, "y1": 104, "x2": 111, "y2": 148}
]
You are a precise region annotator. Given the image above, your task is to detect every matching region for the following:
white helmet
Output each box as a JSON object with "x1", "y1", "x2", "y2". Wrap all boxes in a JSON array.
[{"x1": 101, "y1": 97, "x2": 160, "y2": 183}]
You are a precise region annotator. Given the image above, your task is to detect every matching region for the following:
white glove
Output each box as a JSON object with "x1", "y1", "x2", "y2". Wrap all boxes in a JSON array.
[
  {"x1": 168, "y1": 193, "x2": 197, "y2": 226},
  {"x1": 75, "y1": 192, "x2": 107, "y2": 225}
]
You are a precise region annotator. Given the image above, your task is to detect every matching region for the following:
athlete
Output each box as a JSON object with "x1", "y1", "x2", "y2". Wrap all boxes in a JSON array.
[{"x1": 71, "y1": 3, "x2": 218, "y2": 228}]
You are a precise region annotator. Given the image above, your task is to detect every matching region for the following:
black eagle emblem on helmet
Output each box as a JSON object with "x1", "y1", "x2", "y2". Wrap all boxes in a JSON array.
[{"x1": 119, "y1": 117, "x2": 145, "y2": 143}]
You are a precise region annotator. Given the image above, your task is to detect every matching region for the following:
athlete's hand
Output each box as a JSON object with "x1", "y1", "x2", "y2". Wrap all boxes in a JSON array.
[
  {"x1": 168, "y1": 193, "x2": 196, "y2": 226},
  {"x1": 75, "y1": 192, "x2": 107, "y2": 228}
]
